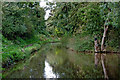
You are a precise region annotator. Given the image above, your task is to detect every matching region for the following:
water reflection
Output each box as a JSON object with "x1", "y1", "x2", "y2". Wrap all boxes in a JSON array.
[
  {"x1": 95, "y1": 53, "x2": 108, "y2": 79},
  {"x1": 44, "y1": 60, "x2": 59, "y2": 78},
  {"x1": 4, "y1": 43, "x2": 120, "y2": 79},
  {"x1": 94, "y1": 53, "x2": 120, "y2": 79},
  {"x1": 95, "y1": 53, "x2": 101, "y2": 68}
]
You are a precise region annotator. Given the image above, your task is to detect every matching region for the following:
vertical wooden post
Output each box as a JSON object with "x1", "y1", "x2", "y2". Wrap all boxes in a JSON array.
[
  {"x1": 94, "y1": 37, "x2": 100, "y2": 67},
  {"x1": 94, "y1": 37, "x2": 99, "y2": 53}
]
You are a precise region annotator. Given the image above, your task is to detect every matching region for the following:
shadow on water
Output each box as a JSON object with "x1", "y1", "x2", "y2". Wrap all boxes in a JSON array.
[{"x1": 4, "y1": 43, "x2": 120, "y2": 79}]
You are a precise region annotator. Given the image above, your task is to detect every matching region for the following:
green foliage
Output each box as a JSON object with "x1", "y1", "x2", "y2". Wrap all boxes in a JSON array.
[
  {"x1": 47, "y1": 2, "x2": 119, "y2": 34},
  {"x1": 100, "y1": 3, "x2": 120, "y2": 50},
  {"x1": 2, "y1": 2, "x2": 120, "y2": 73},
  {"x1": 2, "y1": 31, "x2": 59, "y2": 68},
  {"x1": 47, "y1": 3, "x2": 103, "y2": 36},
  {"x1": 46, "y1": 2, "x2": 120, "y2": 50},
  {"x1": 2, "y1": 2, "x2": 45, "y2": 39}
]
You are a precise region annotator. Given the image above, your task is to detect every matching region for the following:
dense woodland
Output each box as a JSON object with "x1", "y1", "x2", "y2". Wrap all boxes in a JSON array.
[{"x1": 1, "y1": 2, "x2": 120, "y2": 78}]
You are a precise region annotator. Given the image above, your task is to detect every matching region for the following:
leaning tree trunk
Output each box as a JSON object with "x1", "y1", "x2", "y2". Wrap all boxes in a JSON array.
[
  {"x1": 101, "y1": 23, "x2": 108, "y2": 51},
  {"x1": 101, "y1": 21, "x2": 109, "y2": 79}
]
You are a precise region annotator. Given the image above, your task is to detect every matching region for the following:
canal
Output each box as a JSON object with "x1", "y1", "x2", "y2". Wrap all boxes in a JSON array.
[{"x1": 3, "y1": 43, "x2": 120, "y2": 79}]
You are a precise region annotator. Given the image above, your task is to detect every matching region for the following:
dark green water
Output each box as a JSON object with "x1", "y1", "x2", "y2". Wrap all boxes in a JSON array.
[{"x1": 4, "y1": 43, "x2": 120, "y2": 78}]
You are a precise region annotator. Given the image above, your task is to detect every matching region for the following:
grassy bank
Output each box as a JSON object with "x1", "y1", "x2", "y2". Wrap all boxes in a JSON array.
[{"x1": 2, "y1": 34, "x2": 59, "y2": 70}]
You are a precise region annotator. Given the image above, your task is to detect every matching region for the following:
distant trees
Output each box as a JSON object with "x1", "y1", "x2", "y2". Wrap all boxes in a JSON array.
[
  {"x1": 2, "y1": 2, "x2": 120, "y2": 50},
  {"x1": 46, "y1": 2, "x2": 120, "y2": 50},
  {"x1": 2, "y1": 2, "x2": 45, "y2": 39},
  {"x1": 46, "y1": 2, "x2": 103, "y2": 36}
]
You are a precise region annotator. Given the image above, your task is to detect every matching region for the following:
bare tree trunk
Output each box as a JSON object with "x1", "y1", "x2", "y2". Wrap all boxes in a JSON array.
[
  {"x1": 101, "y1": 21, "x2": 109, "y2": 79},
  {"x1": 101, "y1": 25, "x2": 108, "y2": 51}
]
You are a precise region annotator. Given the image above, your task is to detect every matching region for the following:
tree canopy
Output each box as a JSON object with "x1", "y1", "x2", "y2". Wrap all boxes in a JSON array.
[
  {"x1": 2, "y1": 2, "x2": 45, "y2": 39},
  {"x1": 46, "y1": 2, "x2": 119, "y2": 36}
]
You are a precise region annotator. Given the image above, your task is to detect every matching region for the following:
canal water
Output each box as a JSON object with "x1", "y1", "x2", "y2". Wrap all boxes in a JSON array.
[{"x1": 4, "y1": 43, "x2": 120, "y2": 79}]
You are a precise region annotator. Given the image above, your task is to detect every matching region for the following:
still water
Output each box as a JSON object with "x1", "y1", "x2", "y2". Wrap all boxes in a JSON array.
[
  {"x1": 4, "y1": 43, "x2": 120, "y2": 79},
  {"x1": 44, "y1": 60, "x2": 59, "y2": 78}
]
